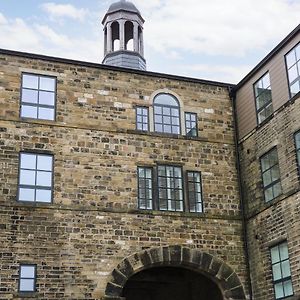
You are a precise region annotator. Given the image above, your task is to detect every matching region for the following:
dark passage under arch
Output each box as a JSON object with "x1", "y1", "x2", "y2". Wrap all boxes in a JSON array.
[{"x1": 122, "y1": 266, "x2": 223, "y2": 300}]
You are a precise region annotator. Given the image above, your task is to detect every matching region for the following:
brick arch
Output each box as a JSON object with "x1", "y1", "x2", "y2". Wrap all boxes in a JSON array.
[{"x1": 103, "y1": 245, "x2": 246, "y2": 300}]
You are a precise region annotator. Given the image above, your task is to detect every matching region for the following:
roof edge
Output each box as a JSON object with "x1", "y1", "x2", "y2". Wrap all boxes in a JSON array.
[
  {"x1": 102, "y1": 9, "x2": 145, "y2": 24},
  {"x1": 235, "y1": 23, "x2": 300, "y2": 90},
  {"x1": 0, "y1": 48, "x2": 235, "y2": 88}
]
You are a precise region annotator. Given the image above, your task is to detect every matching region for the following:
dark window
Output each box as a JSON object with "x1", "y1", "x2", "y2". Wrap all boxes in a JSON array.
[
  {"x1": 285, "y1": 43, "x2": 300, "y2": 98},
  {"x1": 157, "y1": 165, "x2": 183, "y2": 211},
  {"x1": 20, "y1": 73, "x2": 56, "y2": 120},
  {"x1": 136, "y1": 107, "x2": 149, "y2": 131},
  {"x1": 18, "y1": 153, "x2": 53, "y2": 203},
  {"x1": 137, "y1": 166, "x2": 203, "y2": 213},
  {"x1": 260, "y1": 148, "x2": 281, "y2": 202},
  {"x1": 185, "y1": 112, "x2": 197, "y2": 137},
  {"x1": 19, "y1": 264, "x2": 37, "y2": 292},
  {"x1": 254, "y1": 72, "x2": 273, "y2": 124},
  {"x1": 154, "y1": 93, "x2": 180, "y2": 134},
  {"x1": 295, "y1": 131, "x2": 300, "y2": 169},
  {"x1": 270, "y1": 242, "x2": 293, "y2": 299},
  {"x1": 187, "y1": 171, "x2": 203, "y2": 212},
  {"x1": 137, "y1": 167, "x2": 153, "y2": 209}
]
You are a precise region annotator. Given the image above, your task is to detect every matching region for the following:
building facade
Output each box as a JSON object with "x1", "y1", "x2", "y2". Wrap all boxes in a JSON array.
[
  {"x1": 0, "y1": 1, "x2": 299, "y2": 299},
  {"x1": 235, "y1": 25, "x2": 300, "y2": 300}
]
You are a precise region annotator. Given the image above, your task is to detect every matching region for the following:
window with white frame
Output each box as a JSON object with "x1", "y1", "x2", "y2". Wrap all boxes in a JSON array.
[
  {"x1": 20, "y1": 73, "x2": 56, "y2": 120},
  {"x1": 254, "y1": 72, "x2": 273, "y2": 124},
  {"x1": 285, "y1": 43, "x2": 300, "y2": 98},
  {"x1": 19, "y1": 264, "x2": 37, "y2": 293},
  {"x1": 153, "y1": 93, "x2": 181, "y2": 134},
  {"x1": 18, "y1": 153, "x2": 53, "y2": 203},
  {"x1": 270, "y1": 242, "x2": 293, "y2": 299}
]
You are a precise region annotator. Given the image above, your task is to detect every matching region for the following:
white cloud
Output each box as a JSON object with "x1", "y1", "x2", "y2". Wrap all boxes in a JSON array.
[
  {"x1": 141, "y1": 0, "x2": 300, "y2": 57},
  {"x1": 0, "y1": 12, "x2": 7, "y2": 25},
  {"x1": 41, "y1": 3, "x2": 89, "y2": 22},
  {"x1": 0, "y1": 14, "x2": 101, "y2": 63},
  {"x1": 181, "y1": 64, "x2": 254, "y2": 84},
  {"x1": 35, "y1": 25, "x2": 72, "y2": 48}
]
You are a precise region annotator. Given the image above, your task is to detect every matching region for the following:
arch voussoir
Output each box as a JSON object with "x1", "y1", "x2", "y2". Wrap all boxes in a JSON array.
[{"x1": 104, "y1": 245, "x2": 247, "y2": 300}]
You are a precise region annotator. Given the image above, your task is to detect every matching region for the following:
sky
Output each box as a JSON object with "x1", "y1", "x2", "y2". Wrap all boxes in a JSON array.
[{"x1": 0, "y1": 0, "x2": 299, "y2": 84}]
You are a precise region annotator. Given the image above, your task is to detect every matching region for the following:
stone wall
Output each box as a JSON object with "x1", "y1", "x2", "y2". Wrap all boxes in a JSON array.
[
  {"x1": 0, "y1": 52, "x2": 248, "y2": 299},
  {"x1": 239, "y1": 95, "x2": 300, "y2": 299}
]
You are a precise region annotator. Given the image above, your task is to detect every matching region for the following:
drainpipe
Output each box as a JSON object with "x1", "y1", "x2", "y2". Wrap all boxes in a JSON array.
[{"x1": 229, "y1": 86, "x2": 253, "y2": 300}]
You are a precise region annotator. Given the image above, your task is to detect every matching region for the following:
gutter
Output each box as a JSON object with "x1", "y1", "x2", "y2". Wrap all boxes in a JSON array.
[{"x1": 229, "y1": 86, "x2": 253, "y2": 300}]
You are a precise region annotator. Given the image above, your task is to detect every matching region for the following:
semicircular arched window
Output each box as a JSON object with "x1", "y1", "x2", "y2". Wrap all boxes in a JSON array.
[{"x1": 153, "y1": 93, "x2": 181, "y2": 134}]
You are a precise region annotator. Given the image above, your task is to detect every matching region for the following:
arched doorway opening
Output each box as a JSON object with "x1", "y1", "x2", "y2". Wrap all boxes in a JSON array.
[
  {"x1": 103, "y1": 245, "x2": 246, "y2": 300},
  {"x1": 122, "y1": 266, "x2": 223, "y2": 300}
]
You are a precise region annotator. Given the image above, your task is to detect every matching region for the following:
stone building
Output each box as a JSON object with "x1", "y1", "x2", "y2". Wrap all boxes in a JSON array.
[{"x1": 0, "y1": 0, "x2": 299, "y2": 299}]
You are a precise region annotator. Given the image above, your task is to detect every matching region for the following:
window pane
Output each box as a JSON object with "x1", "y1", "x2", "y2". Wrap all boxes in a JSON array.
[
  {"x1": 263, "y1": 171, "x2": 272, "y2": 186},
  {"x1": 19, "y1": 170, "x2": 36, "y2": 185},
  {"x1": 264, "y1": 187, "x2": 273, "y2": 202},
  {"x1": 286, "y1": 50, "x2": 296, "y2": 68},
  {"x1": 290, "y1": 81, "x2": 300, "y2": 97},
  {"x1": 281, "y1": 260, "x2": 291, "y2": 278},
  {"x1": 283, "y1": 280, "x2": 293, "y2": 296},
  {"x1": 37, "y1": 155, "x2": 52, "y2": 171},
  {"x1": 154, "y1": 106, "x2": 162, "y2": 114},
  {"x1": 262, "y1": 73, "x2": 271, "y2": 88},
  {"x1": 21, "y1": 105, "x2": 38, "y2": 119},
  {"x1": 22, "y1": 89, "x2": 38, "y2": 104},
  {"x1": 36, "y1": 171, "x2": 52, "y2": 187},
  {"x1": 163, "y1": 116, "x2": 171, "y2": 124},
  {"x1": 274, "y1": 283, "x2": 284, "y2": 299},
  {"x1": 288, "y1": 65, "x2": 298, "y2": 83},
  {"x1": 38, "y1": 107, "x2": 55, "y2": 120},
  {"x1": 164, "y1": 125, "x2": 171, "y2": 133},
  {"x1": 20, "y1": 154, "x2": 36, "y2": 169},
  {"x1": 172, "y1": 125, "x2": 180, "y2": 134},
  {"x1": 155, "y1": 124, "x2": 162, "y2": 132},
  {"x1": 171, "y1": 108, "x2": 179, "y2": 116},
  {"x1": 271, "y1": 246, "x2": 280, "y2": 263},
  {"x1": 272, "y1": 263, "x2": 282, "y2": 281},
  {"x1": 261, "y1": 157, "x2": 270, "y2": 172},
  {"x1": 36, "y1": 189, "x2": 52, "y2": 203},
  {"x1": 39, "y1": 91, "x2": 55, "y2": 105},
  {"x1": 23, "y1": 74, "x2": 38, "y2": 89},
  {"x1": 279, "y1": 243, "x2": 289, "y2": 260},
  {"x1": 163, "y1": 107, "x2": 170, "y2": 115},
  {"x1": 273, "y1": 182, "x2": 282, "y2": 198},
  {"x1": 19, "y1": 188, "x2": 35, "y2": 201},
  {"x1": 20, "y1": 265, "x2": 35, "y2": 278},
  {"x1": 40, "y1": 77, "x2": 56, "y2": 91},
  {"x1": 20, "y1": 279, "x2": 35, "y2": 292},
  {"x1": 154, "y1": 94, "x2": 178, "y2": 106}
]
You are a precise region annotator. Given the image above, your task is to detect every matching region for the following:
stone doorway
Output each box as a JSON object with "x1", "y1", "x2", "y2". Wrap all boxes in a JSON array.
[
  {"x1": 122, "y1": 266, "x2": 223, "y2": 300},
  {"x1": 103, "y1": 245, "x2": 246, "y2": 300}
]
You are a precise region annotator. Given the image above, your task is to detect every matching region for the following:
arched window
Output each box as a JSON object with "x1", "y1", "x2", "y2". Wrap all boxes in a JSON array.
[
  {"x1": 154, "y1": 93, "x2": 181, "y2": 134},
  {"x1": 125, "y1": 21, "x2": 134, "y2": 51},
  {"x1": 111, "y1": 21, "x2": 120, "y2": 51}
]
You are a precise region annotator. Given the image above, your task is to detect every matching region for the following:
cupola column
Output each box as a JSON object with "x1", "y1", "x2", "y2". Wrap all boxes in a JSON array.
[
  {"x1": 140, "y1": 30, "x2": 144, "y2": 57},
  {"x1": 119, "y1": 20, "x2": 126, "y2": 50},
  {"x1": 133, "y1": 22, "x2": 139, "y2": 52},
  {"x1": 107, "y1": 22, "x2": 112, "y2": 53}
]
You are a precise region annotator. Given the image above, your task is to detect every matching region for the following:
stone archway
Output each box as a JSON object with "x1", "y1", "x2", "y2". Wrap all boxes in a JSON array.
[{"x1": 102, "y1": 245, "x2": 246, "y2": 300}]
